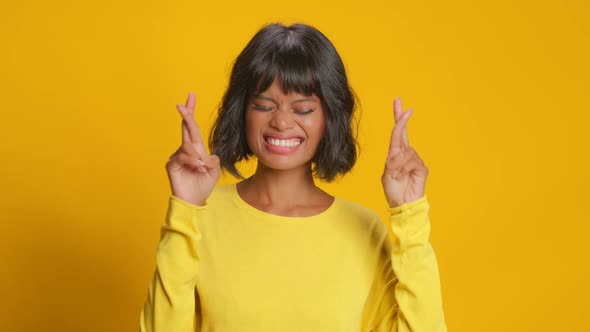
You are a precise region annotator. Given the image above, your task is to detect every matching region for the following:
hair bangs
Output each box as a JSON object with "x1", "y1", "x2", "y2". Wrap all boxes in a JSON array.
[{"x1": 252, "y1": 48, "x2": 319, "y2": 97}]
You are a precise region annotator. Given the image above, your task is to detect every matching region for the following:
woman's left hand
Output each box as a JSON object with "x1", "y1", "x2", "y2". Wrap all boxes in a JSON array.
[{"x1": 381, "y1": 97, "x2": 429, "y2": 208}]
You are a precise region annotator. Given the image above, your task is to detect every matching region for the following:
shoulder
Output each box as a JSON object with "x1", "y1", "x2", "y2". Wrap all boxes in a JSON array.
[
  {"x1": 333, "y1": 196, "x2": 380, "y2": 219},
  {"x1": 331, "y1": 196, "x2": 385, "y2": 231},
  {"x1": 329, "y1": 197, "x2": 391, "y2": 253},
  {"x1": 206, "y1": 183, "x2": 236, "y2": 205}
]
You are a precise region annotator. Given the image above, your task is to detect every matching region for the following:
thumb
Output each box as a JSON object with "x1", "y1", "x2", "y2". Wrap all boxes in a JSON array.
[{"x1": 204, "y1": 154, "x2": 221, "y2": 169}]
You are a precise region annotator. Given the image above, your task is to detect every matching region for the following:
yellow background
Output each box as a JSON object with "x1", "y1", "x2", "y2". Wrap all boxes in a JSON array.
[{"x1": 2, "y1": 0, "x2": 588, "y2": 331}]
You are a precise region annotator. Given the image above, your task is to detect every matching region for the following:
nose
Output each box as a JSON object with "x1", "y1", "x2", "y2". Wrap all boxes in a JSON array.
[{"x1": 269, "y1": 109, "x2": 294, "y2": 131}]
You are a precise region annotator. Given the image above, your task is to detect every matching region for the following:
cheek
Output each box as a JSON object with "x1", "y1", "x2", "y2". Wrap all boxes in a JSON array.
[
  {"x1": 245, "y1": 111, "x2": 266, "y2": 146},
  {"x1": 245, "y1": 111, "x2": 258, "y2": 134},
  {"x1": 244, "y1": 112, "x2": 255, "y2": 145},
  {"x1": 303, "y1": 113, "x2": 326, "y2": 139}
]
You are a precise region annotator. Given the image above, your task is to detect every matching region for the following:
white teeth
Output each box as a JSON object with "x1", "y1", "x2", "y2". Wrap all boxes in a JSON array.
[{"x1": 267, "y1": 138, "x2": 301, "y2": 147}]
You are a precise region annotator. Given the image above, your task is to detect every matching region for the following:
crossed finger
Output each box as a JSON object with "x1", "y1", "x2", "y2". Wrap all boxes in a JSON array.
[
  {"x1": 176, "y1": 92, "x2": 207, "y2": 156},
  {"x1": 387, "y1": 97, "x2": 413, "y2": 160},
  {"x1": 394, "y1": 97, "x2": 410, "y2": 148}
]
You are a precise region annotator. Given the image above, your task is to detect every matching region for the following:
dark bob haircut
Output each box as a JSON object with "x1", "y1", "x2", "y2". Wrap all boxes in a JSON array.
[{"x1": 209, "y1": 22, "x2": 358, "y2": 181}]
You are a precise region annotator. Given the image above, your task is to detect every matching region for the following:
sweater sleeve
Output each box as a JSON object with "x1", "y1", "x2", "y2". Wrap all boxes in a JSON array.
[
  {"x1": 361, "y1": 195, "x2": 447, "y2": 332},
  {"x1": 139, "y1": 193, "x2": 205, "y2": 332}
]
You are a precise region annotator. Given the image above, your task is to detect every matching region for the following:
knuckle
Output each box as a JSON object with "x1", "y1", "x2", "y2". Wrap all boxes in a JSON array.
[
  {"x1": 385, "y1": 160, "x2": 400, "y2": 171},
  {"x1": 176, "y1": 152, "x2": 190, "y2": 163},
  {"x1": 388, "y1": 157, "x2": 402, "y2": 166},
  {"x1": 392, "y1": 151, "x2": 404, "y2": 160},
  {"x1": 385, "y1": 161, "x2": 393, "y2": 171}
]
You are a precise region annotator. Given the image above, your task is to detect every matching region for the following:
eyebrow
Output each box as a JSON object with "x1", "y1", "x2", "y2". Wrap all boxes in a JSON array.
[{"x1": 252, "y1": 94, "x2": 319, "y2": 104}]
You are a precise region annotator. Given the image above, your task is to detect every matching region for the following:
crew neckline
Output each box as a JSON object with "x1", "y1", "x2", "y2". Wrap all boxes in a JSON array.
[{"x1": 230, "y1": 182, "x2": 339, "y2": 222}]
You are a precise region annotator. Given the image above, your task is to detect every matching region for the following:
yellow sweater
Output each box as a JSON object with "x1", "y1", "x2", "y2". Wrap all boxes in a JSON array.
[{"x1": 140, "y1": 183, "x2": 447, "y2": 331}]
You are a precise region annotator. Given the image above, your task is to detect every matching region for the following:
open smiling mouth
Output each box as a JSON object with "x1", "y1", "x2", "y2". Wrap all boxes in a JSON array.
[{"x1": 264, "y1": 136, "x2": 303, "y2": 148}]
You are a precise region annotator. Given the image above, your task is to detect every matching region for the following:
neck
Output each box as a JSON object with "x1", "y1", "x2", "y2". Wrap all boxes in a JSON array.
[
  {"x1": 239, "y1": 162, "x2": 318, "y2": 206},
  {"x1": 236, "y1": 161, "x2": 335, "y2": 217}
]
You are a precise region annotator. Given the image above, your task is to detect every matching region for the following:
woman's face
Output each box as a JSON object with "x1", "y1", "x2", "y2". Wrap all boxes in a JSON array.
[{"x1": 245, "y1": 77, "x2": 326, "y2": 172}]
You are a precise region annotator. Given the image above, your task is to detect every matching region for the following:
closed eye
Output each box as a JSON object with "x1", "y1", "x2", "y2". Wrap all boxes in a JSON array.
[
  {"x1": 295, "y1": 109, "x2": 316, "y2": 115},
  {"x1": 253, "y1": 104, "x2": 273, "y2": 111}
]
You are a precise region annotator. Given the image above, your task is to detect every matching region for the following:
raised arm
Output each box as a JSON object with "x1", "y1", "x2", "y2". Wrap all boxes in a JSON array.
[
  {"x1": 362, "y1": 97, "x2": 447, "y2": 331},
  {"x1": 140, "y1": 92, "x2": 220, "y2": 331}
]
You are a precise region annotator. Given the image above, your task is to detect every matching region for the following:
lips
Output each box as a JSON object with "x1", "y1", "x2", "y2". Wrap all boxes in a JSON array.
[
  {"x1": 265, "y1": 137, "x2": 302, "y2": 147},
  {"x1": 263, "y1": 135, "x2": 304, "y2": 154}
]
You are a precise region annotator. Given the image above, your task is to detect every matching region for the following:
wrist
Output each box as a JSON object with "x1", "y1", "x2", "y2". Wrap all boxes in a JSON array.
[
  {"x1": 388, "y1": 200, "x2": 404, "y2": 208},
  {"x1": 170, "y1": 193, "x2": 207, "y2": 207}
]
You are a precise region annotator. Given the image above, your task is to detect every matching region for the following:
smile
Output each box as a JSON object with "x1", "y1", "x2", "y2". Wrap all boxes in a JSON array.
[{"x1": 265, "y1": 137, "x2": 302, "y2": 148}]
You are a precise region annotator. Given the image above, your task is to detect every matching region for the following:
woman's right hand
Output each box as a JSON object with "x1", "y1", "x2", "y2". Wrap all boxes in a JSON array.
[{"x1": 166, "y1": 92, "x2": 221, "y2": 206}]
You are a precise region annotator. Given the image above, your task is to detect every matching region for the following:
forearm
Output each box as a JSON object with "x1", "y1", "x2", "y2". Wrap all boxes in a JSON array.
[
  {"x1": 388, "y1": 195, "x2": 446, "y2": 332},
  {"x1": 140, "y1": 193, "x2": 204, "y2": 332}
]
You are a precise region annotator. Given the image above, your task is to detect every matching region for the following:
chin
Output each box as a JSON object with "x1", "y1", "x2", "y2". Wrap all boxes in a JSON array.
[{"x1": 256, "y1": 155, "x2": 313, "y2": 172}]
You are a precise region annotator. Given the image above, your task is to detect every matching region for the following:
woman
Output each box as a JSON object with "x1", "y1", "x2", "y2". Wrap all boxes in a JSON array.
[{"x1": 140, "y1": 23, "x2": 447, "y2": 332}]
